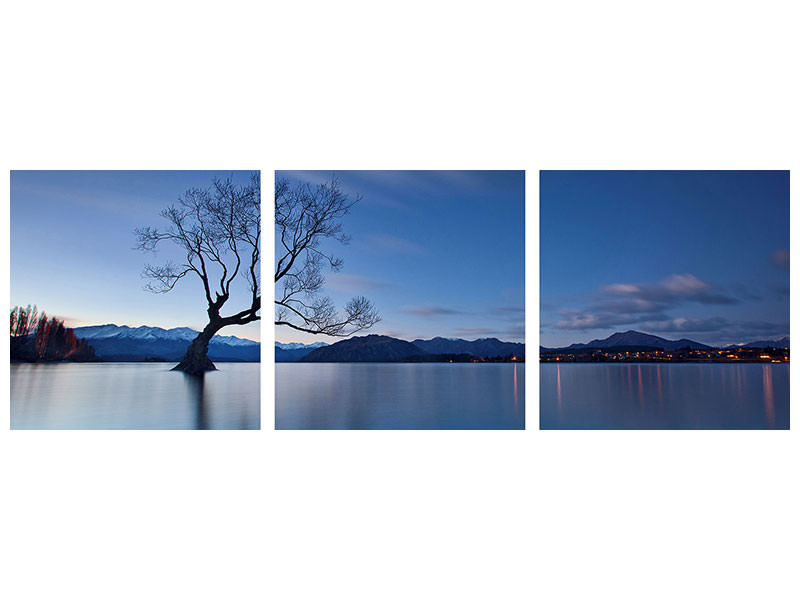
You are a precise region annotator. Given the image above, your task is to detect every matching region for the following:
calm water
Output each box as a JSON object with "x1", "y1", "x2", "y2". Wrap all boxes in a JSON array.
[
  {"x1": 11, "y1": 362, "x2": 260, "y2": 430},
  {"x1": 540, "y1": 363, "x2": 789, "y2": 430},
  {"x1": 276, "y1": 363, "x2": 524, "y2": 429}
]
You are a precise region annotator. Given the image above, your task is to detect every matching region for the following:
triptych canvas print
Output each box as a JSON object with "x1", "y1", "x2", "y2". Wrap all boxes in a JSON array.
[{"x1": 9, "y1": 170, "x2": 789, "y2": 430}]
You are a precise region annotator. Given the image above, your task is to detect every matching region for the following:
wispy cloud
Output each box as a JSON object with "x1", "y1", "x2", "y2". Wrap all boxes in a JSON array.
[
  {"x1": 602, "y1": 274, "x2": 737, "y2": 306},
  {"x1": 551, "y1": 309, "x2": 787, "y2": 344},
  {"x1": 400, "y1": 305, "x2": 465, "y2": 318},
  {"x1": 550, "y1": 274, "x2": 739, "y2": 332},
  {"x1": 638, "y1": 316, "x2": 730, "y2": 333},
  {"x1": 276, "y1": 171, "x2": 410, "y2": 211},
  {"x1": 492, "y1": 305, "x2": 525, "y2": 317},
  {"x1": 553, "y1": 308, "x2": 664, "y2": 331},
  {"x1": 364, "y1": 233, "x2": 425, "y2": 255},
  {"x1": 325, "y1": 273, "x2": 393, "y2": 293}
]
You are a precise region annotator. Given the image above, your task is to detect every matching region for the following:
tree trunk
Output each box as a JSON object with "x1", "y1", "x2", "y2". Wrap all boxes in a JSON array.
[{"x1": 172, "y1": 322, "x2": 221, "y2": 375}]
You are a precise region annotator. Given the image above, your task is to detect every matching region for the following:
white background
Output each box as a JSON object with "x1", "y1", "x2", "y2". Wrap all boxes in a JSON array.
[{"x1": 1, "y1": 1, "x2": 797, "y2": 599}]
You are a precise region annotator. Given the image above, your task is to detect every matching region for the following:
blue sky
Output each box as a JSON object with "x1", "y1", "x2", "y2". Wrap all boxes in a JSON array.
[
  {"x1": 540, "y1": 171, "x2": 789, "y2": 348},
  {"x1": 11, "y1": 171, "x2": 260, "y2": 341},
  {"x1": 275, "y1": 171, "x2": 525, "y2": 344}
]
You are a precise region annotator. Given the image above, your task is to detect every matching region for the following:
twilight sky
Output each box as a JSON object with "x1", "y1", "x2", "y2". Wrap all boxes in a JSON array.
[
  {"x1": 11, "y1": 171, "x2": 260, "y2": 341},
  {"x1": 540, "y1": 170, "x2": 789, "y2": 348},
  {"x1": 275, "y1": 171, "x2": 525, "y2": 344}
]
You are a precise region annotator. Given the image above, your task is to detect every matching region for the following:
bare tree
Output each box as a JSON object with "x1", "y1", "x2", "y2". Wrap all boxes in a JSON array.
[
  {"x1": 136, "y1": 173, "x2": 260, "y2": 375},
  {"x1": 275, "y1": 176, "x2": 380, "y2": 336}
]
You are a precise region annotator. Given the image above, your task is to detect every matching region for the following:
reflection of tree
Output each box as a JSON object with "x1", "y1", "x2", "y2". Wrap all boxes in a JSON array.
[
  {"x1": 274, "y1": 176, "x2": 380, "y2": 336},
  {"x1": 182, "y1": 373, "x2": 209, "y2": 430}
]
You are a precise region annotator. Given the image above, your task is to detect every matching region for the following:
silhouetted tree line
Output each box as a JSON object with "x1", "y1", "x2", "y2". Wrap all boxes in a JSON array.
[{"x1": 10, "y1": 305, "x2": 96, "y2": 362}]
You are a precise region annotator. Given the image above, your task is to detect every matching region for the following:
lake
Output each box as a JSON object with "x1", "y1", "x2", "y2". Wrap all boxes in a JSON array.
[
  {"x1": 275, "y1": 363, "x2": 524, "y2": 429},
  {"x1": 11, "y1": 362, "x2": 260, "y2": 430},
  {"x1": 540, "y1": 363, "x2": 789, "y2": 429}
]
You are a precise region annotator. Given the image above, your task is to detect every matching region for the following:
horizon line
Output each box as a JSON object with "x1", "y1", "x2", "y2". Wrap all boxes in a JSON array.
[{"x1": 276, "y1": 333, "x2": 526, "y2": 344}]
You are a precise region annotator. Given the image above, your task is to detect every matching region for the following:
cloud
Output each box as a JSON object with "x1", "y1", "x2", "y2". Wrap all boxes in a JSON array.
[
  {"x1": 771, "y1": 249, "x2": 790, "y2": 269},
  {"x1": 553, "y1": 308, "x2": 668, "y2": 331},
  {"x1": 697, "y1": 319, "x2": 788, "y2": 345},
  {"x1": 602, "y1": 274, "x2": 737, "y2": 306},
  {"x1": 604, "y1": 283, "x2": 641, "y2": 295},
  {"x1": 732, "y1": 320, "x2": 789, "y2": 339},
  {"x1": 400, "y1": 305, "x2": 465, "y2": 318},
  {"x1": 364, "y1": 233, "x2": 425, "y2": 255},
  {"x1": 592, "y1": 298, "x2": 663, "y2": 313},
  {"x1": 638, "y1": 316, "x2": 731, "y2": 333},
  {"x1": 550, "y1": 273, "x2": 739, "y2": 333},
  {"x1": 544, "y1": 273, "x2": 787, "y2": 345},
  {"x1": 552, "y1": 308, "x2": 787, "y2": 344},
  {"x1": 275, "y1": 171, "x2": 410, "y2": 211}
]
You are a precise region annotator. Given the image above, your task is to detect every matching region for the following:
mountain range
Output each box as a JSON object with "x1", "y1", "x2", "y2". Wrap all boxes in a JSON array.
[
  {"x1": 276, "y1": 335, "x2": 525, "y2": 362},
  {"x1": 728, "y1": 336, "x2": 790, "y2": 349},
  {"x1": 73, "y1": 324, "x2": 260, "y2": 362},
  {"x1": 275, "y1": 341, "x2": 329, "y2": 361},
  {"x1": 541, "y1": 330, "x2": 790, "y2": 352}
]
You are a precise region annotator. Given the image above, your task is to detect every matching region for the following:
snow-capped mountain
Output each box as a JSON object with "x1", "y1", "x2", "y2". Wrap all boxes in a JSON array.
[
  {"x1": 72, "y1": 324, "x2": 259, "y2": 362},
  {"x1": 275, "y1": 341, "x2": 329, "y2": 362},
  {"x1": 75, "y1": 324, "x2": 258, "y2": 346},
  {"x1": 275, "y1": 341, "x2": 329, "y2": 351}
]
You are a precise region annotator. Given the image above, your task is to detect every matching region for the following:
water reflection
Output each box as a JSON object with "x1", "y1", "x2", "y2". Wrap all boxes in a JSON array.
[
  {"x1": 183, "y1": 373, "x2": 209, "y2": 430},
  {"x1": 763, "y1": 365, "x2": 775, "y2": 428},
  {"x1": 656, "y1": 365, "x2": 663, "y2": 412},
  {"x1": 556, "y1": 364, "x2": 562, "y2": 408},
  {"x1": 541, "y1": 363, "x2": 788, "y2": 430},
  {"x1": 11, "y1": 362, "x2": 259, "y2": 430},
  {"x1": 513, "y1": 363, "x2": 519, "y2": 414},
  {"x1": 637, "y1": 365, "x2": 644, "y2": 410},
  {"x1": 277, "y1": 363, "x2": 524, "y2": 430}
]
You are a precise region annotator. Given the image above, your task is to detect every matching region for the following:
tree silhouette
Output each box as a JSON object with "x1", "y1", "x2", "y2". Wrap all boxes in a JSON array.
[
  {"x1": 10, "y1": 305, "x2": 37, "y2": 357},
  {"x1": 135, "y1": 173, "x2": 260, "y2": 375},
  {"x1": 10, "y1": 306, "x2": 95, "y2": 362},
  {"x1": 275, "y1": 175, "x2": 380, "y2": 336}
]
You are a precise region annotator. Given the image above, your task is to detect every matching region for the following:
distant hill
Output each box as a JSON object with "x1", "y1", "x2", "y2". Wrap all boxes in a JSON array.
[
  {"x1": 73, "y1": 324, "x2": 260, "y2": 362},
  {"x1": 544, "y1": 330, "x2": 712, "y2": 352},
  {"x1": 275, "y1": 341, "x2": 329, "y2": 362},
  {"x1": 411, "y1": 336, "x2": 525, "y2": 358},
  {"x1": 298, "y1": 334, "x2": 525, "y2": 362},
  {"x1": 730, "y1": 336, "x2": 789, "y2": 349},
  {"x1": 301, "y1": 335, "x2": 425, "y2": 362}
]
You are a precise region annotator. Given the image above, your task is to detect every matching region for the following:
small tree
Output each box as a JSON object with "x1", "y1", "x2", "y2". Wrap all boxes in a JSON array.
[
  {"x1": 135, "y1": 173, "x2": 260, "y2": 375},
  {"x1": 275, "y1": 175, "x2": 380, "y2": 336},
  {"x1": 10, "y1": 305, "x2": 38, "y2": 358}
]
